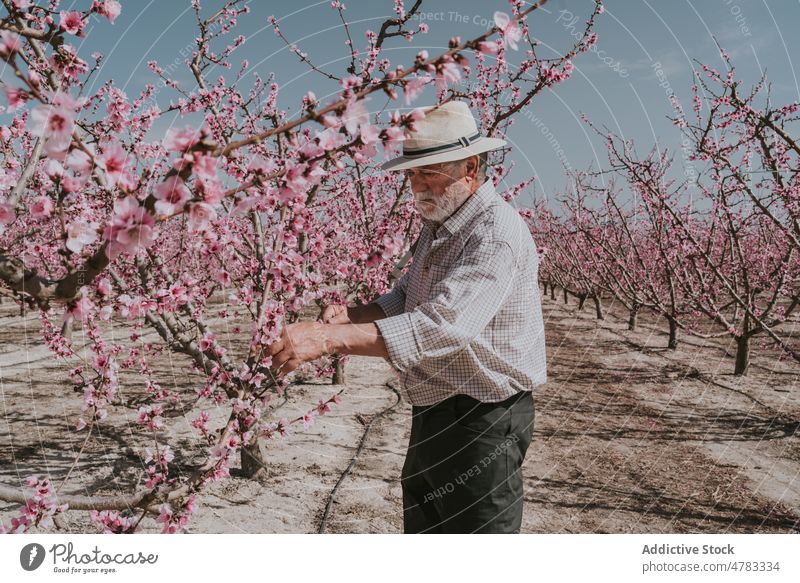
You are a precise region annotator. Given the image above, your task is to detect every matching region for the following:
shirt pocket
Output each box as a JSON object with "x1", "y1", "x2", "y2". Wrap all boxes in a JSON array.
[{"x1": 424, "y1": 239, "x2": 469, "y2": 289}]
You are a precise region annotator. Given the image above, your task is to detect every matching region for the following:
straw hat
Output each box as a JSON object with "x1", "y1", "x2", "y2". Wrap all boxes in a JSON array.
[{"x1": 380, "y1": 101, "x2": 507, "y2": 171}]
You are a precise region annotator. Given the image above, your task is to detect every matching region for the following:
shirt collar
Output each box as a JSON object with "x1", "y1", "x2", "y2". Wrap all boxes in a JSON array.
[{"x1": 421, "y1": 179, "x2": 497, "y2": 239}]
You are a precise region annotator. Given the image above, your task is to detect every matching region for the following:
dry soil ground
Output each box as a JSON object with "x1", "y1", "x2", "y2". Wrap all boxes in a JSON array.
[{"x1": 1, "y1": 294, "x2": 798, "y2": 533}]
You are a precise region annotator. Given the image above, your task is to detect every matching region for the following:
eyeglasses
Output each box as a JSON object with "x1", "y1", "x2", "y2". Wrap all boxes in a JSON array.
[
  {"x1": 403, "y1": 162, "x2": 461, "y2": 180},
  {"x1": 404, "y1": 168, "x2": 439, "y2": 180}
]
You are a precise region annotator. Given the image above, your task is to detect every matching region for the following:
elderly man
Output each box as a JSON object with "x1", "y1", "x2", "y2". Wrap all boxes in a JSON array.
[{"x1": 267, "y1": 101, "x2": 547, "y2": 533}]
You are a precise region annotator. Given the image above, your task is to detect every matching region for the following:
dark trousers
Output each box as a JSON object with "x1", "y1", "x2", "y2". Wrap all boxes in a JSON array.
[{"x1": 401, "y1": 390, "x2": 534, "y2": 533}]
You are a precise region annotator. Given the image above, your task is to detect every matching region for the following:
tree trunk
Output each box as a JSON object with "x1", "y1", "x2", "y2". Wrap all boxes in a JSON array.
[
  {"x1": 667, "y1": 316, "x2": 678, "y2": 349},
  {"x1": 563, "y1": 288, "x2": 568, "y2": 304},
  {"x1": 593, "y1": 295, "x2": 604, "y2": 320},
  {"x1": 628, "y1": 303, "x2": 640, "y2": 331},
  {"x1": 550, "y1": 285, "x2": 556, "y2": 300},
  {"x1": 577, "y1": 293, "x2": 587, "y2": 310},
  {"x1": 61, "y1": 317, "x2": 74, "y2": 340},
  {"x1": 241, "y1": 440, "x2": 268, "y2": 480},
  {"x1": 542, "y1": 281, "x2": 548, "y2": 296},
  {"x1": 734, "y1": 315, "x2": 751, "y2": 376},
  {"x1": 332, "y1": 354, "x2": 345, "y2": 384}
]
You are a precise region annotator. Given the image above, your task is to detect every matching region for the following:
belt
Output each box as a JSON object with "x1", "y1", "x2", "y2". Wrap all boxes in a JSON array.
[{"x1": 412, "y1": 390, "x2": 531, "y2": 415}]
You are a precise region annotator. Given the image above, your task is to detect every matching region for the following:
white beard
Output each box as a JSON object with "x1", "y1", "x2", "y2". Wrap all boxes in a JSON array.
[{"x1": 412, "y1": 181, "x2": 472, "y2": 224}]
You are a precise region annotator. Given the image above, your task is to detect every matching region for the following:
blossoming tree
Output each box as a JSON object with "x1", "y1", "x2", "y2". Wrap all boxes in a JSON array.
[
  {"x1": 530, "y1": 54, "x2": 799, "y2": 373},
  {"x1": 0, "y1": 0, "x2": 600, "y2": 532}
]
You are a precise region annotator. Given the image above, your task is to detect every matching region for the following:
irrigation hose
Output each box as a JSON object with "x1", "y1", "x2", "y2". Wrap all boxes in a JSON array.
[{"x1": 317, "y1": 381, "x2": 402, "y2": 533}]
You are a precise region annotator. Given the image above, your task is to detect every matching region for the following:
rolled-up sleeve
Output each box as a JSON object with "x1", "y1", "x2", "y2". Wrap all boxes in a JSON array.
[
  {"x1": 375, "y1": 238, "x2": 517, "y2": 374},
  {"x1": 373, "y1": 268, "x2": 410, "y2": 318}
]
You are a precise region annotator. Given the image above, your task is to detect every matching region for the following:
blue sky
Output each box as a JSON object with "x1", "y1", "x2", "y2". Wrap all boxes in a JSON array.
[{"x1": 5, "y1": 0, "x2": 800, "y2": 207}]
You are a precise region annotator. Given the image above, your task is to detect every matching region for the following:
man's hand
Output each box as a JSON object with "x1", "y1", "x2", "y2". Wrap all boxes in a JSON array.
[
  {"x1": 267, "y1": 321, "x2": 335, "y2": 380},
  {"x1": 318, "y1": 304, "x2": 351, "y2": 324}
]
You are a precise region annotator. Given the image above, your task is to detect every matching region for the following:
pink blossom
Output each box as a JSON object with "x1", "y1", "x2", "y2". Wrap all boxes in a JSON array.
[
  {"x1": 66, "y1": 148, "x2": 93, "y2": 175},
  {"x1": 96, "y1": 304, "x2": 112, "y2": 320},
  {"x1": 359, "y1": 123, "x2": 380, "y2": 145},
  {"x1": 154, "y1": 175, "x2": 191, "y2": 215},
  {"x1": 408, "y1": 108, "x2": 426, "y2": 125},
  {"x1": 298, "y1": 138, "x2": 324, "y2": 160},
  {"x1": 383, "y1": 126, "x2": 406, "y2": 148},
  {"x1": 157, "y1": 501, "x2": 191, "y2": 534},
  {"x1": 50, "y1": 45, "x2": 88, "y2": 80},
  {"x1": 0, "y1": 169, "x2": 14, "y2": 190},
  {"x1": 193, "y1": 153, "x2": 217, "y2": 181},
  {"x1": 138, "y1": 405, "x2": 164, "y2": 431},
  {"x1": 0, "y1": 202, "x2": 14, "y2": 234},
  {"x1": 166, "y1": 282, "x2": 188, "y2": 305},
  {"x1": 44, "y1": 159, "x2": 64, "y2": 179},
  {"x1": 260, "y1": 423, "x2": 276, "y2": 440},
  {"x1": 187, "y1": 201, "x2": 216, "y2": 231},
  {"x1": 66, "y1": 293, "x2": 95, "y2": 322},
  {"x1": 92, "y1": 0, "x2": 121, "y2": 23},
  {"x1": 30, "y1": 196, "x2": 54, "y2": 218},
  {"x1": 282, "y1": 163, "x2": 309, "y2": 197},
  {"x1": 2, "y1": 476, "x2": 67, "y2": 532},
  {"x1": 316, "y1": 399, "x2": 331, "y2": 416},
  {"x1": 316, "y1": 128, "x2": 346, "y2": 151},
  {"x1": 96, "y1": 277, "x2": 112, "y2": 296},
  {"x1": 61, "y1": 175, "x2": 82, "y2": 193},
  {"x1": 30, "y1": 99, "x2": 76, "y2": 157},
  {"x1": 493, "y1": 11, "x2": 522, "y2": 51},
  {"x1": 60, "y1": 11, "x2": 85, "y2": 35},
  {"x1": 478, "y1": 41, "x2": 500, "y2": 55},
  {"x1": 192, "y1": 411, "x2": 211, "y2": 434},
  {"x1": 197, "y1": 174, "x2": 223, "y2": 204},
  {"x1": 404, "y1": 75, "x2": 431, "y2": 105},
  {"x1": 215, "y1": 269, "x2": 231, "y2": 286},
  {"x1": 144, "y1": 443, "x2": 172, "y2": 465},
  {"x1": 106, "y1": 88, "x2": 130, "y2": 129},
  {"x1": 248, "y1": 155, "x2": 277, "y2": 175},
  {"x1": 163, "y1": 126, "x2": 202, "y2": 152},
  {"x1": 302, "y1": 411, "x2": 315, "y2": 429},
  {"x1": 3, "y1": 86, "x2": 26, "y2": 112},
  {"x1": 90, "y1": 510, "x2": 137, "y2": 534},
  {"x1": 276, "y1": 418, "x2": 290, "y2": 437},
  {"x1": 354, "y1": 142, "x2": 377, "y2": 164},
  {"x1": 542, "y1": 65, "x2": 570, "y2": 84},
  {"x1": 66, "y1": 219, "x2": 99, "y2": 253},
  {"x1": 198, "y1": 332, "x2": 215, "y2": 352},
  {"x1": 435, "y1": 61, "x2": 461, "y2": 92},
  {"x1": 0, "y1": 31, "x2": 22, "y2": 59},
  {"x1": 340, "y1": 75, "x2": 362, "y2": 92},
  {"x1": 342, "y1": 98, "x2": 369, "y2": 134},
  {"x1": 321, "y1": 113, "x2": 340, "y2": 129},
  {"x1": 98, "y1": 141, "x2": 130, "y2": 189},
  {"x1": 103, "y1": 195, "x2": 157, "y2": 259},
  {"x1": 156, "y1": 504, "x2": 174, "y2": 531}
]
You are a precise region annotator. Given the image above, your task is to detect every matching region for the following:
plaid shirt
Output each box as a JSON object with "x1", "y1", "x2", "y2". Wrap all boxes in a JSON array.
[{"x1": 374, "y1": 179, "x2": 547, "y2": 406}]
